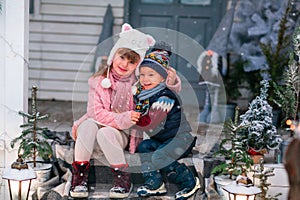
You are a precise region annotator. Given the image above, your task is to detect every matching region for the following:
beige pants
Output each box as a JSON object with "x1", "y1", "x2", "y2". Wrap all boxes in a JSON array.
[{"x1": 75, "y1": 119, "x2": 129, "y2": 165}]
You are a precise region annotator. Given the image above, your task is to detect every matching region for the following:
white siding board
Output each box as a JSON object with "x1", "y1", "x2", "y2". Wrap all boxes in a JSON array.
[
  {"x1": 28, "y1": 90, "x2": 88, "y2": 102},
  {"x1": 30, "y1": 14, "x2": 124, "y2": 24},
  {"x1": 29, "y1": 69, "x2": 91, "y2": 82},
  {"x1": 41, "y1": 0, "x2": 124, "y2": 7},
  {"x1": 30, "y1": 33, "x2": 99, "y2": 45},
  {"x1": 40, "y1": 4, "x2": 124, "y2": 18},
  {"x1": 30, "y1": 60, "x2": 91, "y2": 72},
  {"x1": 30, "y1": 42, "x2": 96, "y2": 54},
  {"x1": 36, "y1": 15, "x2": 103, "y2": 24},
  {"x1": 30, "y1": 22, "x2": 121, "y2": 38},
  {"x1": 29, "y1": 80, "x2": 88, "y2": 92},
  {"x1": 30, "y1": 22, "x2": 101, "y2": 35},
  {"x1": 30, "y1": 51, "x2": 94, "y2": 63}
]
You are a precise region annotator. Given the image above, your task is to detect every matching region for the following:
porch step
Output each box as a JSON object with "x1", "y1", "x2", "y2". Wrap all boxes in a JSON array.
[
  {"x1": 86, "y1": 182, "x2": 204, "y2": 199},
  {"x1": 91, "y1": 143, "x2": 205, "y2": 174},
  {"x1": 68, "y1": 165, "x2": 204, "y2": 199},
  {"x1": 89, "y1": 148, "x2": 205, "y2": 183},
  {"x1": 71, "y1": 150, "x2": 206, "y2": 199}
]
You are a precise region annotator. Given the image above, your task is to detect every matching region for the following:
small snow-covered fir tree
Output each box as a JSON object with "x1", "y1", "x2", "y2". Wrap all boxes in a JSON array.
[
  {"x1": 240, "y1": 80, "x2": 282, "y2": 152},
  {"x1": 11, "y1": 86, "x2": 53, "y2": 167},
  {"x1": 212, "y1": 107, "x2": 253, "y2": 179}
]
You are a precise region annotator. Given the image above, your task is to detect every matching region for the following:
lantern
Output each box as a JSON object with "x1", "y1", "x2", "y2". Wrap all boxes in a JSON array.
[
  {"x1": 223, "y1": 182, "x2": 261, "y2": 200},
  {"x1": 2, "y1": 155, "x2": 36, "y2": 200}
]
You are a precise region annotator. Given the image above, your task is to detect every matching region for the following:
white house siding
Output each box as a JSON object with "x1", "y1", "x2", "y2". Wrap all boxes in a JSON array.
[{"x1": 29, "y1": 0, "x2": 124, "y2": 101}]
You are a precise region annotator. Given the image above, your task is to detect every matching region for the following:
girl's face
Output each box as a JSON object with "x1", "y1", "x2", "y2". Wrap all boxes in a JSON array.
[
  {"x1": 139, "y1": 66, "x2": 165, "y2": 90},
  {"x1": 112, "y1": 49, "x2": 140, "y2": 77}
]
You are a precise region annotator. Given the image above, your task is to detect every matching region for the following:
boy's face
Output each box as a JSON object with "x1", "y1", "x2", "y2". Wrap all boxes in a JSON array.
[
  {"x1": 139, "y1": 66, "x2": 165, "y2": 90},
  {"x1": 112, "y1": 51, "x2": 139, "y2": 77}
]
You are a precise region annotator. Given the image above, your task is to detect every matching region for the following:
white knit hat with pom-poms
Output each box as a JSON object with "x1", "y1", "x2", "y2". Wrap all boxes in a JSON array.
[{"x1": 102, "y1": 23, "x2": 156, "y2": 88}]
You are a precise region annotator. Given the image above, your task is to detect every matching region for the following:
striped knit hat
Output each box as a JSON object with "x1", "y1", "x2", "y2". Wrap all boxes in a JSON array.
[{"x1": 140, "y1": 50, "x2": 170, "y2": 78}]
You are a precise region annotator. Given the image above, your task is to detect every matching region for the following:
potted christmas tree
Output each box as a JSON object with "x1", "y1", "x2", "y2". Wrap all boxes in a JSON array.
[
  {"x1": 212, "y1": 107, "x2": 254, "y2": 198},
  {"x1": 10, "y1": 86, "x2": 53, "y2": 189},
  {"x1": 212, "y1": 107, "x2": 253, "y2": 179},
  {"x1": 239, "y1": 80, "x2": 283, "y2": 162}
]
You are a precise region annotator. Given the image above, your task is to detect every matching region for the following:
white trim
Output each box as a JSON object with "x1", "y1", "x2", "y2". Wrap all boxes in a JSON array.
[{"x1": 0, "y1": 0, "x2": 29, "y2": 198}]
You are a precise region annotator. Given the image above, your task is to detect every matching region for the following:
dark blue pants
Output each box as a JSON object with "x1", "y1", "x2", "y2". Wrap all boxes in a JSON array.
[
  {"x1": 138, "y1": 134, "x2": 195, "y2": 169},
  {"x1": 138, "y1": 133, "x2": 196, "y2": 190}
]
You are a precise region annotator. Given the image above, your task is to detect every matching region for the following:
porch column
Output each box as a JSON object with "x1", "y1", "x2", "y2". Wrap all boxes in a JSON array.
[{"x1": 0, "y1": 0, "x2": 29, "y2": 198}]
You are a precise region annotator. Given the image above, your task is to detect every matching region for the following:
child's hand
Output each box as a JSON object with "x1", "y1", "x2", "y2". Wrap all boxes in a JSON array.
[
  {"x1": 131, "y1": 111, "x2": 141, "y2": 124},
  {"x1": 166, "y1": 66, "x2": 177, "y2": 85}
]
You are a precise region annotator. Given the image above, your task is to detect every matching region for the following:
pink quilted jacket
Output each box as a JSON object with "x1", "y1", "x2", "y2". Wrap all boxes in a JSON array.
[
  {"x1": 72, "y1": 75, "x2": 134, "y2": 138},
  {"x1": 72, "y1": 74, "x2": 181, "y2": 152}
]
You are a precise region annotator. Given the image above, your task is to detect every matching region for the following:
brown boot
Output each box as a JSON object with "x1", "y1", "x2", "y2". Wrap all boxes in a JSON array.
[
  {"x1": 109, "y1": 164, "x2": 133, "y2": 199},
  {"x1": 70, "y1": 161, "x2": 90, "y2": 198}
]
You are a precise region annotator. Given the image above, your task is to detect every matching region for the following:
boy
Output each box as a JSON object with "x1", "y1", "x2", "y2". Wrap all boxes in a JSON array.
[{"x1": 133, "y1": 49, "x2": 201, "y2": 200}]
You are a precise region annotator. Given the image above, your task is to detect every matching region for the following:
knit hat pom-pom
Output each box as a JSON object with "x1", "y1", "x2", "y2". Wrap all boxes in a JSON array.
[{"x1": 101, "y1": 78, "x2": 112, "y2": 88}]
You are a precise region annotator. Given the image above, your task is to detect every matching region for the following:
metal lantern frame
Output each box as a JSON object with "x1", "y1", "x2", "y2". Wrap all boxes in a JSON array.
[
  {"x1": 223, "y1": 181, "x2": 262, "y2": 200},
  {"x1": 2, "y1": 155, "x2": 37, "y2": 200}
]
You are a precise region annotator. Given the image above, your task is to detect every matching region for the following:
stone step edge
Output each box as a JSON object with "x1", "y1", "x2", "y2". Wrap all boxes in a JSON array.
[
  {"x1": 85, "y1": 182, "x2": 204, "y2": 200},
  {"x1": 91, "y1": 150, "x2": 205, "y2": 174}
]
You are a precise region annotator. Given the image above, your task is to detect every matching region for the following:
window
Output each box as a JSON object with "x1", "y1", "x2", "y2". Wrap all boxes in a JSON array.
[
  {"x1": 141, "y1": 0, "x2": 173, "y2": 4},
  {"x1": 180, "y1": 0, "x2": 211, "y2": 5},
  {"x1": 29, "y1": 0, "x2": 34, "y2": 14}
]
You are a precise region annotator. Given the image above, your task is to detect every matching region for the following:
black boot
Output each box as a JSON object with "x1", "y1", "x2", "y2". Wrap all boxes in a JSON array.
[
  {"x1": 137, "y1": 170, "x2": 167, "y2": 197},
  {"x1": 164, "y1": 163, "x2": 200, "y2": 200},
  {"x1": 70, "y1": 161, "x2": 90, "y2": 198},
  {"x1": 109, "y1": 164, "x2": 133, "y2": 199}
]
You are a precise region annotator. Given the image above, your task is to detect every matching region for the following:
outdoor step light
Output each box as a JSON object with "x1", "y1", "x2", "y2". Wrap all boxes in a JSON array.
[
  {"x1": 222, "y1": 177, "x2": 261, "y2": 200},
  {"x1": 2, "y1": 155, "x2": 37, "y2": 200}
]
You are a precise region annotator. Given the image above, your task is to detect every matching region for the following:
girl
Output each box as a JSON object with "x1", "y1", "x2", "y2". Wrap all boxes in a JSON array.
[{"x1": 70, "y1": 24, "x2": 181, "y2": 199}]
